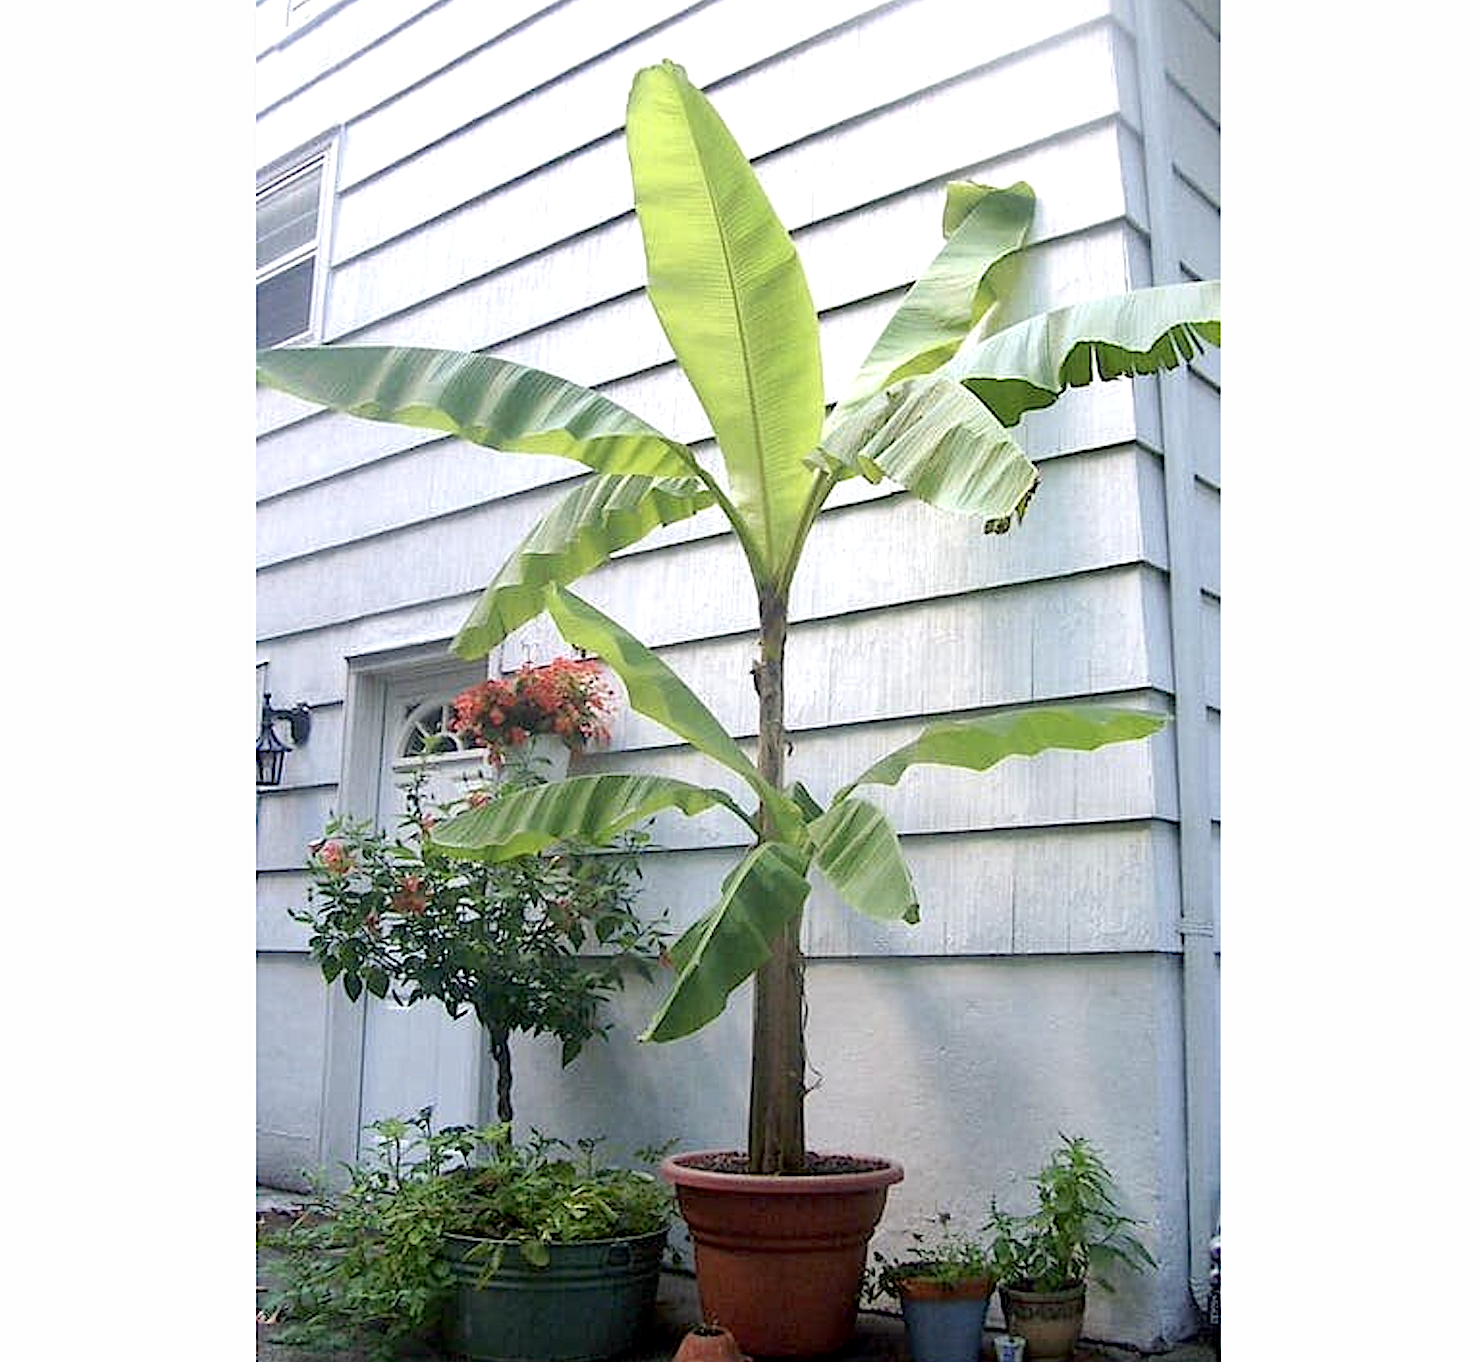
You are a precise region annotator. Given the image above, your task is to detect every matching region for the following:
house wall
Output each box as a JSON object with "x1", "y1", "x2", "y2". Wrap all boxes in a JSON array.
[{"x1": 255, "y1": 0, "x2": 1218, "y2": 1347}]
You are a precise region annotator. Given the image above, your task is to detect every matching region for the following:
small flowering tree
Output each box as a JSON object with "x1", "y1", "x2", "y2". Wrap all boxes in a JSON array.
[
  {"x1": 296, "y1": 769, "x2": 667, "y2": 1127},
  {"x1": 450, "y1": 657, "x2": 615, "y2": 766}
]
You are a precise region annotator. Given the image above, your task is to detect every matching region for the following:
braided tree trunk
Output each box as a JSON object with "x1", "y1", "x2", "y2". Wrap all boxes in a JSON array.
[{"x1": 486, "y1": 1023, "x2": 514, "y2": 1127}]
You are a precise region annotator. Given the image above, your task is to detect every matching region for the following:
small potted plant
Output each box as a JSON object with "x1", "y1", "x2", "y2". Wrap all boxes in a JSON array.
[
  {"x1": 297, "y1": 765, "x2": 667, "y2": 1128},
  {"x1": 865, "y1": 1212, "x2": 996, "y2": 1362},
  {"x1": 260, "y1": 1110, "x2": 676, "y2": 1361},
  {"x1": 987, "y1": 1136, "x2": 1155, "y2": 1362}
]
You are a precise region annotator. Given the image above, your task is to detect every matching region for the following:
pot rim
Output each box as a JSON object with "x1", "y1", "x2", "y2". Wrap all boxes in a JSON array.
[
  {"x1": 441, "y1": 1226, "x2": 670, "y2": 1248},
  {"x1": 661, "y1": 1149, "x2": 904, "y2": 1195},
  {"x1": 894, "y1": 1271, "x2": 996, "y2": 1301},
  {"x1": 999, "y1": 1280, "x2": 1087, "y2": 1303}
]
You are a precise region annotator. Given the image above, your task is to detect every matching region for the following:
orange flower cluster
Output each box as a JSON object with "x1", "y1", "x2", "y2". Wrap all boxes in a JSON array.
[
  {"x1": 391, "y1": 873, "x2": 428, "y2": 915},
  {"x1": 311, "y1": 839, "x2": 355, "y2": 876},
  {"x1": 450, "y1": 657, "x2": 615, "y2": 765}
]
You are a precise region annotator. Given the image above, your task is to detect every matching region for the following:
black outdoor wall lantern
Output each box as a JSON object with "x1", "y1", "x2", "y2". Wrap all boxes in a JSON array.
[{"x1": 257, "y1": 693, "x2": 313, "y2": 787}]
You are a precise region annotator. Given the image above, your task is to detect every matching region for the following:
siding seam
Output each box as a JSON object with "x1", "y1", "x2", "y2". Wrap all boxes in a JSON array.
[{"x1": 257, "y1": 811, "x2": 1183, "y2": 875}]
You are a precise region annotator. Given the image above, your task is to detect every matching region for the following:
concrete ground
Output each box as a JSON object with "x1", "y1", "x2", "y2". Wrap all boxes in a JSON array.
[{"x1": 257, "y1": 1188, "x2": 1214, "y2": 1362}]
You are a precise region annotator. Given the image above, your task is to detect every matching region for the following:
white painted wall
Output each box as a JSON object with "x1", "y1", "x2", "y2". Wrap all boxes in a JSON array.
[{"x1": 255, "y1": 0, "x2": 1219, "y2": 1347}]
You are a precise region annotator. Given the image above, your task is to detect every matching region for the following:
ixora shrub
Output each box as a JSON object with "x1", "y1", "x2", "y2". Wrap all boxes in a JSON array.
[
  {"x1": 297, "y1": 764, "x2": 666, "y2": 1126},
  {"x1": 258, "y1": 60, "x2": 1221, "y2": 1174},
  {"x1": 260, "y1": 1110, "x2": 674, "y2": 1359}
]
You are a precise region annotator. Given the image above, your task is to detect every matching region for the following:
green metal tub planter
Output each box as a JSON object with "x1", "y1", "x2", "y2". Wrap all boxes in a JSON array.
[
  {"x1": 257, "y1": 1116, "x2": 675, "y2": 1361},
  {"x1": 439, "y1": 1229, "x2": 669, "y2": 1362}
]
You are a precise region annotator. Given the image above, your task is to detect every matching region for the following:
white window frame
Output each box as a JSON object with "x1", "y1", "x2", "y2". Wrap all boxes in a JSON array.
[{"x1": 256, "y1": 136, "x2": 337, "y2": 348}]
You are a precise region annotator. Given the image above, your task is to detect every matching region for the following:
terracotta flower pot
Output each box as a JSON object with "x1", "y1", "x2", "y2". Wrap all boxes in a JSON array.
[
  {"x1": 662, "y1": 1150, "x2": 904, "y2": 1357},
  {"x1": 673, "y1": 1324, "x2": 748, "y2": 1362},
  {"x1": 998, "y1": 1282, "x2": 1086, "y2": 1362}
]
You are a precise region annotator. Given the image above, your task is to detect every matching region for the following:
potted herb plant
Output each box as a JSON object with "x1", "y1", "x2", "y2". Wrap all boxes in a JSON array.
[
  {"x1": 865, "y1": 1212, "x2": 996, "y2": 1362},
  {"x1": 297, "y1": 758, "x2": 666, "y2": 1129},
  {"x1": 259, "y1": 1110, "x2": 675, "y2": 1361},
  {"x1": 987, "y1": 1135, "x2": 1155, "y2": 1362},
  {"x1": 258, "y1": 58, "x2": 1220, "y2": 1356}
]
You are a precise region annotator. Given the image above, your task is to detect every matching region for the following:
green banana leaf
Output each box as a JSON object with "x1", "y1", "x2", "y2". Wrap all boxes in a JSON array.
[
  {"x1": 256, "y1": 345, "x2": 700, "y2": 478},
  {"x1": 947, "y1": 281, "x2": 1221, "y2": 427},
  {"x1": 626, "y1": 60, "x2": 822, "y2": 579},
  {"x1": 839, "y1": 705, "x2": 1168, "y2": 800},
  {"x1": 827, "y1": 181, "x2": 1035, "y2": 426},
  {"x1": 813, "y1": 373, "x2": 1039, "y2": 525},
  {"x1": 809, "y1": 795, "x2": 920, "y2": 925},
  {"x1": 427, "y1": 773, "x2": 755, "y2": 863},
  {"x1": 542, "y1": 585, "x2": 805, "y2": 836},
  {"x1": 641, "y1": 841, "x2": 813, "y2": 1042},
  {"x1": 452, "y1": 474, "x2": 715, "y2": 658}
]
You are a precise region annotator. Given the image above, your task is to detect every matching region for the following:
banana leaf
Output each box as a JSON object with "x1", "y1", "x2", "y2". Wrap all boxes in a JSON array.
[
  {"x1": 626, "y1": 61, "x2": 822, "y2": 579},
  {"x1": 257, "y1": 345, "x2": 699, "y2": 478},
  {"x1": 452, "y1": 474, "x2": 715, "y2": 658},
  {"x1": 641, "y1": 842, "x2": 812, "y2": 1042}
]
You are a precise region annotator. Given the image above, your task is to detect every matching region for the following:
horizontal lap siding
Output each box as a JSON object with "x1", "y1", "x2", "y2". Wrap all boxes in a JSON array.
[
  {"x1": 322, "y1": 0, "x2": 1120, "y2": 266},
  {"x1": 257, "y1": 0, "x2": 1180, "y2": 965},
  {"x1": 257, "y1": 441, "x2": 1157, "y2": 658},
  {"x1": 626, "y1": 821, "x2": 1183, "y2": 956},
  {"x1": 323, "y1": 21, "x2": 1132, "y2": 338}
]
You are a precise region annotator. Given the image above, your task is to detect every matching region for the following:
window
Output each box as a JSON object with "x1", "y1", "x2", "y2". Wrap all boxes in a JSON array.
[{"x1": 256, "y1": 153, "x2": 328, "y2": 348}]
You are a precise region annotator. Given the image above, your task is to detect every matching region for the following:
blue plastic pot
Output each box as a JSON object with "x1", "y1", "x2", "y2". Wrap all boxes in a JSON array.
[{"x1": 897, "y1": 1276, "x2": 994, "y2": 1362}]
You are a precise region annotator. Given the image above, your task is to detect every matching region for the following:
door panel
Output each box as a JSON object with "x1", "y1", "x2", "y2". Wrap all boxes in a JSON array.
[{"x1": 356, "y1": 663, "x2": 490, "y2": 1148}]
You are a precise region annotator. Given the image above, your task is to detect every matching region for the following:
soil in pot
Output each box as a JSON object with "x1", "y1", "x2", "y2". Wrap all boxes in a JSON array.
[{"x1": 662, "y1": 1150, "x2": 903, "y2": 1358}]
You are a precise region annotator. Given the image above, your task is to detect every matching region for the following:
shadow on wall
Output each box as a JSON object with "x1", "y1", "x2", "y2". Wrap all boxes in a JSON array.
[{"x1": 800, "y1": 952, "x2": 1191, "y2": 1349}]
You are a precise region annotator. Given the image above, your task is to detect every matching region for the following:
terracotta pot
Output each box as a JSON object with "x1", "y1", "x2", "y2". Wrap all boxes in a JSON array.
[
  {"x1": 673, "y1": 1324, "x2": 748, "y2": 1362},
  {"x1": 998, "y1": 1282, "x2": 1086, "y2": 1362},
  {"x1": 662, "y1": 1151, "x2": 904, "y2": 1357}
]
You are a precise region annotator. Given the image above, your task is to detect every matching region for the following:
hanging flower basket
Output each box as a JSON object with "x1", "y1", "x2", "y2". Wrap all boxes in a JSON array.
[{"x1": 451, "y1": 658, "x2": 615, "y2": 768}]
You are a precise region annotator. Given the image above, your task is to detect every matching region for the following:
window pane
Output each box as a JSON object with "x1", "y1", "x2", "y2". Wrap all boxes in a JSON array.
[
  {"x1": 257, "y1": 258, "x2": 315, "y2": 348},
  {"x1": 256, "y1": 163, "x2": 322, "y2": 271}
]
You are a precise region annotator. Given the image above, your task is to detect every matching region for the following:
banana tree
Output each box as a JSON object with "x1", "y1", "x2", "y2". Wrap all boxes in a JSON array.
[{"x1": 258, "y1": 60, "x2": 1220, "y2": 1175}]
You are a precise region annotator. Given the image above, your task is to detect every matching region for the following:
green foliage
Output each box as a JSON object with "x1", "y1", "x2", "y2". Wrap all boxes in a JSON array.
[
  {"x1": 987, "y1": 1135, "x2": 1156, "y2": 1294},
  {"x1": 258, "y1": 57, "x2": 1220, "y2": 1168},
  {"x1": 864, "y1": 1210, "x2": 994, "y2": 1300},
  {"x1": 294, "y1": 765, "x2": 667, "y2": 1116},
  {"x1": 259, "y1": 1110, "x2": 675, "y2": 1358}
]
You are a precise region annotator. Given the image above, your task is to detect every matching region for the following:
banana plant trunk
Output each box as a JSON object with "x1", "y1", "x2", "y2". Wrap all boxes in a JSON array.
[{"x1": 747, "y1": 588, "x2": 806, "y2": 1174}]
